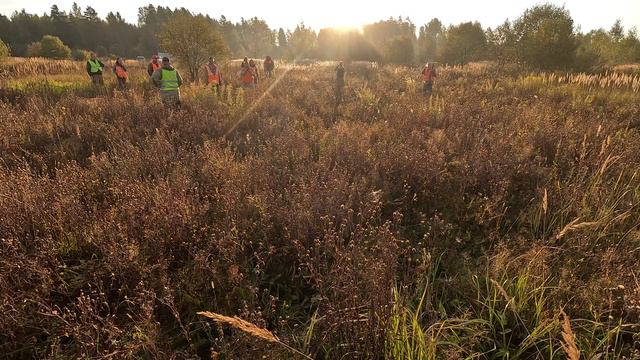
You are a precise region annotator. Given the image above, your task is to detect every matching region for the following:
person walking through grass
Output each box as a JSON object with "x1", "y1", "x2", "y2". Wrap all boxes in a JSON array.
[
  {"x1": 152, "y1": 57, "x2": 183, "y2": 109},
  {"x1": 239, "y1": 61, "x2": 255, "y2": 88},
  {"x1": 86, "y1": 52, "x2": 105, "y2": 86},
  {"x1": 421, "y1": 63, "x2": 437, "y2": 96},
  {"x1": 249, "y1": 59, "x2": 260, "y2": 85},
  {"x1": 204, "y1": 57, "x2": 222, "y2": 92},
  {"x1": 335, "y1": 61, "x2": 345, "y2": 103},
  {"x1": 113, "y1": 57, "x2": 128, "y2": 90},
  {"x1": 263, "y1": 56, "x2": 274, "y2": 78},
  {"x1": 147, "y1": 54, "x2": 161, "y2": 77}
]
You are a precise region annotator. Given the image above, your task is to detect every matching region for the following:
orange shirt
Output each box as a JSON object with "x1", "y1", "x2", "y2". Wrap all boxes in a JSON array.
[
  {"x1": 422, "y1": 68, "x2": 436, "y2": 82},
  {"x1": 206, "y1": 64, "x2": 220, "y2": 84},
  {"x1": 241, "y1": 67, "x2": 254, "y2": 84},
  {"x1": 115, "y1": 65, "x2": 128, "y2": 79}
]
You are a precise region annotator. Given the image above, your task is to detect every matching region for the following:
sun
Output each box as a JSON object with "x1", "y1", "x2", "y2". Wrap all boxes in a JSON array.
[{"x1": 330, "y1": 24, "x2": 364, "y2": 34}]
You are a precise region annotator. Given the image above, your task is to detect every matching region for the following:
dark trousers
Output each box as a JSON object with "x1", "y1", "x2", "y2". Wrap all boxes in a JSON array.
[
  {"x1": 116, "y1": 77, "x2": 127, "y2": 90},
  {"x1": 423, "y1": 81, "x2": 433, "y2": 95},
  {"x1": 335, "y1": 83, "x2": 344, "y2": 103},
  {"x1": 90, "y1": 74, "x2": 104, "y2": 86}
]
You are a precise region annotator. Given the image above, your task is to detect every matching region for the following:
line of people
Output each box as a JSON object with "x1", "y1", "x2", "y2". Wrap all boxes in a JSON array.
[
  {"x1": 202, "y1": 56, "x2": 275, "y2": 90},
  {"x1": 86, "y1": 52, "x2": 129, "y2": 89},
  {"x1": 87, "y1": 52, "x2": 182, "y2": 108},
  {"x1": 87, "y1": 52, "x2": 437, "y2": 110}
]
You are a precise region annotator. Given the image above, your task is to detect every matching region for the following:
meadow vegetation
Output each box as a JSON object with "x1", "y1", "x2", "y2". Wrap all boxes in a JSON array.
[{"x1": 0, "y1": 58, "x2": 639, "y2": 359}]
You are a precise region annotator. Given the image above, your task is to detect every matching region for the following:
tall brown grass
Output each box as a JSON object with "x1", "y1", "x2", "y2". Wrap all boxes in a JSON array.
[{"x1": 0, "y1": 60, "x2": 638, "y2": 359}]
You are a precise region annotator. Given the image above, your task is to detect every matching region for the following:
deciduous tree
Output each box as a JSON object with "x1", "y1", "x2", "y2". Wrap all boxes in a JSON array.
[
  {"x1": 440, "y1": 22, "x2": 486, "y2": 65},
  {"x1": 160, "y1": 13, "x2": 229, "y2": 82},
  {"x1": 512, "y1": 4, "x2": 576, "y2": 69}
]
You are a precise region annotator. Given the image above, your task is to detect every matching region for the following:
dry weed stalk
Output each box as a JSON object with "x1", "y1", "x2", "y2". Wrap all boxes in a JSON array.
[
  {"x1": 197, "y1": 311, "x2": 279, "y2": 342},
  {"x1": 197, "y1": 311, "x2": 312, "y2": 359},
  {"x1": 556, "y1": 218, "x2": 600, "y2": 240},
  {"x1": 560, "y1": 310, "x2": 580, "y2": 360}
]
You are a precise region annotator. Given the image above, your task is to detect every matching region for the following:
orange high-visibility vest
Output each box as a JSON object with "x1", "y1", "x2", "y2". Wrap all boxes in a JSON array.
[
  {"x1": 151, "y1": 62, "x2": 160, "y2": 72},
  {"x1": 115, "y1": 65, "x2": 128, "y2": 79},
  {"x1": 206, "y1": 64, "x2": 220, "y2": 84},
  {"x1": 241, "y1": 67, "x2": 254, "y2": 84},
  {"x1": 422, "y1": 68, "x2": 436, "y2": 82}
]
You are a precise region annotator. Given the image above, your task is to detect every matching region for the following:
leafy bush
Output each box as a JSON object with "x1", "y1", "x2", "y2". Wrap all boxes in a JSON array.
[
  {"x1": 26, "y1": 42, "x2": 42, "y2": 57},
  {"x1": 25, "y1": 35, "x2": 72, "y2": 59},
  {"x1": 0, "y1": 38, "x2": 10, "y2": 59},
  {"x1": 71, "y1": 49, "x2": 91, "y2": 61}
]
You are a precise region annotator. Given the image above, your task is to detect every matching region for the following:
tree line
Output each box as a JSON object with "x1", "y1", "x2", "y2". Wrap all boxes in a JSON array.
[{"x1": 1, "y1": 3, "x2": 639, "y2": 70}]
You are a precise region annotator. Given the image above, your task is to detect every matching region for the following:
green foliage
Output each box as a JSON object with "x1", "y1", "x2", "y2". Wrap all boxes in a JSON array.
[
  {"x1": 26, "y1": 42, "x2": 42, "y2": 57},
  {"x1": 577, "y1": 21, "x2": 640, "y2": 67},
  {"x1": 363, "y1": 17, "x2": 416, "y2": 65},
  {"x1": 160, "y1": 13, "x2": 229, "y2": 82},
  {"x1": 440, "y1": 22, "x2": 486, "y2": 65},
  {"x1": 26, "y1": 35, "x2": 72, "y2": 59},
  {"x1": 386, "y1": 258, "x2": 634, "y2": 359},
  {"x1": 0, "y1": 37, "x2": 10, "y2": 59},
  {"x1": 71, "y1": 49, "x2": 90, "y2": 61},
  {"x1": 95, "y1": 45, "x2": 108, "y2": 57},
  {"x1": 41, "y1": 35, "x2": 72, "y2": 59},
  {"x1": 512, "y1": 4, "x2": 577, "y2": 69},
  {"x1": 235, "y1": 17, "x2": 276, "y2": 57},
  {"x1": 486, "y1": 21, "x2": 518, "y2": 64},
  {"x1": 286, "y1": 23, "x2": 317, "y2": 60},
  {"x1": 384, "y1": 35, "x2": 415, "y2": 65},
  {"x1": 416, "y1": 19, "x2": 443, "y2": 63},
  {"x1": 7, "y1": 78, "x2": 100, "y2": 99}
]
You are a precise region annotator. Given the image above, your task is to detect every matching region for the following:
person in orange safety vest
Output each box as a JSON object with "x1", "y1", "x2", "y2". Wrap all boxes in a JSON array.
[
  {"x1": 147, "y1": 55, "x2": 161, "y2": 77},
  {"x1": 239, "y1": 60, "x2": 255, "y2": 88},
  {"x1": 113, "y1": 57, "x2": 128, "y2": 90},
  {"x1": 204, "y1": 57, "x2": 222, "y2": 92},
  {"x1": 249, "y1": 59, "x2": 259, "y2": 85},
  {"x1": 263, "y1": 56, "x2": 274, "y2": 78},
  {"x1": 421, "y1": 63, "x2": 437, "y2": 96}
]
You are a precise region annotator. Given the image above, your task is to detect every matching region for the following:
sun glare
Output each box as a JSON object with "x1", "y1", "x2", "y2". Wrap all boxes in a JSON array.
[{"x1": 331, "y1": 24, "x2": 364, "y2": 34}]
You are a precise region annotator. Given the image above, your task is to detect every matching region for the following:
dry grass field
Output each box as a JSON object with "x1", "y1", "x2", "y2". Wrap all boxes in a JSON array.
[{"x1": 0, "y1": 58, "x2": 639, "y2": 359}]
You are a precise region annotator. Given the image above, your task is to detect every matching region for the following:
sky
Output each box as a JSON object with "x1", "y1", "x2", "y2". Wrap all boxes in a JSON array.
[{"x1": 1, "y1": 0, "x2": 639, "y2": 33}]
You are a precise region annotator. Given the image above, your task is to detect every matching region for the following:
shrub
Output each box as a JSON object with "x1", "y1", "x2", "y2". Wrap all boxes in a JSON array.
[
  {"x1": 0, "y1": 38, "x2": 10, "y2": 59},
  {"x1": 71, "y1": 49, "x2": 91, "y2": 61},
  {"x1": 26, "y1": 42, "x2": 42, "y2": 57},
  {"x1": 39, "y1": 35, "x2": 71, "y2": 59},
  {"x1": 26, "y1": 35, "x2": 72, "y2": 59}
]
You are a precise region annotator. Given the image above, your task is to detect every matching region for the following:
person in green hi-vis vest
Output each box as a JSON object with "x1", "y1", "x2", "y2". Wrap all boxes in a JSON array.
[
  {"x1": 86, "y1": 52, "x2": 106, "y2": 86},
  {"x1": 152, "y1": 56, "x2": 184, "y2": 109}
]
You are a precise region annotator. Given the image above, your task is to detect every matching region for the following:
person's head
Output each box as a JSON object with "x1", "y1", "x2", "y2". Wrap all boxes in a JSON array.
[
  {"x1": 162, "y1": 57, "x2": 170, "y2": 66},
  {"x1": 90, "y1": 52, "x2": 97, "y2": 60},
  {"x1": 209, "y1": 56, "x2": 215, "y2": 63},
  {"x1": 116, "y1": 57, "x2": 123, "y2": 65},
  {"x1": 249, "y1": 59, "x2": 255, "y2": 66},
  {"x1": 266, "y1": 55, "x2": 271, "y2": 60},
  {"x1": 152, "y1": 54, "x2": 159, "y2": 63},
  {"x1": 243, "y1": 57, "x2": 248, "y2": 62}
]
